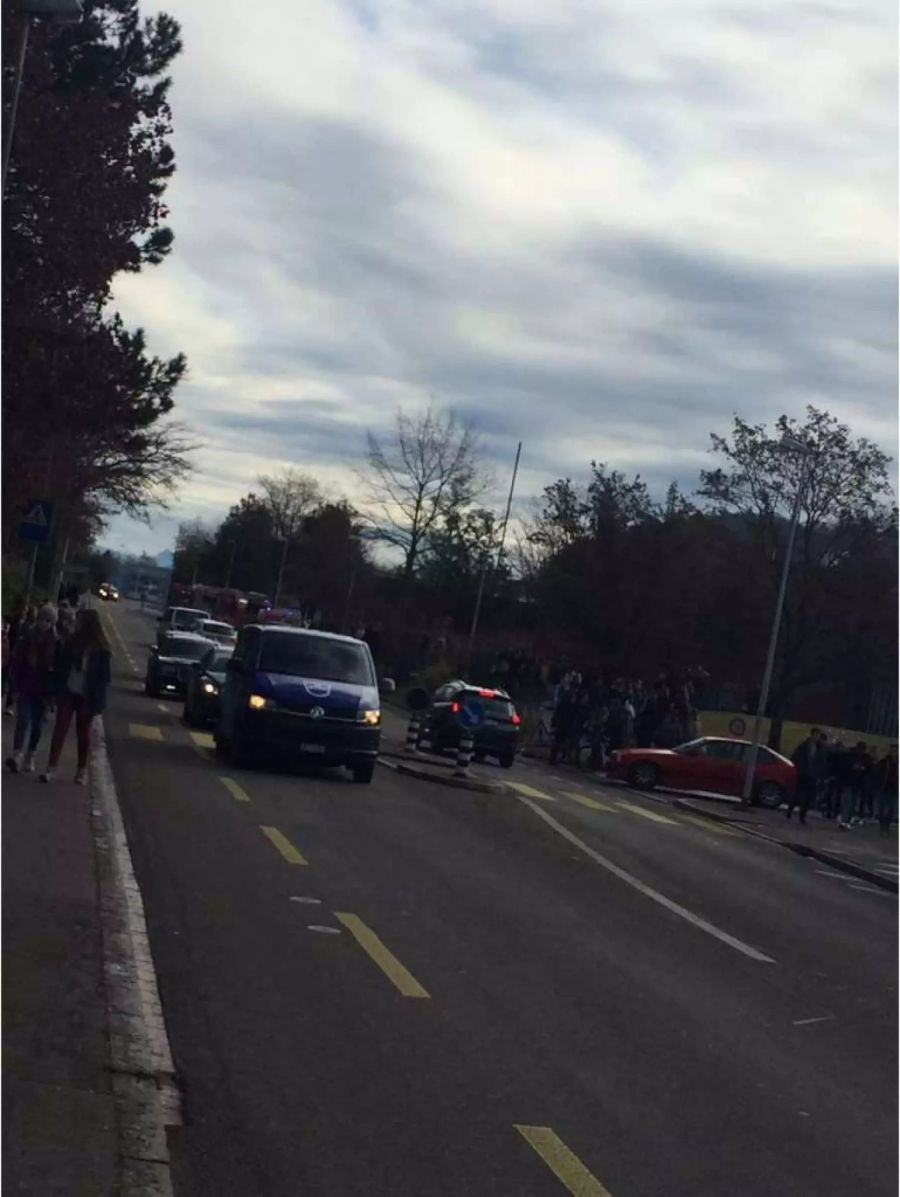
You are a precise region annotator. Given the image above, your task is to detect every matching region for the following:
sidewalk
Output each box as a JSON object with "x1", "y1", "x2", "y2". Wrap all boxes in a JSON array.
[
  {"x1": 2, "y1": 715, "x2": 117, "y2": 1195},
  {"x1": 2, "y1": 711, "x2": 178, "y2": 1195},
  {"x1": 664, "y1": 792, "x2": 898, "y2": 892}
]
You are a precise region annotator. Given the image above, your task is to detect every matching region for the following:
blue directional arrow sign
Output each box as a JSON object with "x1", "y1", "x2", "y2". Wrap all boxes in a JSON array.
[
  {"x1": 17, "y1": 498, "x2": 55, "y2": 544},
  {"x1": 457, "y1": 698, "x2": 485, "y2": 730}
]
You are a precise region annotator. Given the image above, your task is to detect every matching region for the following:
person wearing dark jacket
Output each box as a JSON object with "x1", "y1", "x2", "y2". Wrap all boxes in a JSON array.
[
  {"x1": 875, "y1": 747, "x2": 898, "y2": 836},
  {"x1": 40, "y1": 609, "x2": 111, "y2": 784},
  {"x1": 788, "y1": 728, "x2": 824, "y2": 824},
  {"x1": 839, "y1": 742, "x2": 871, "y2": 829},
  {"x1": 5, "y1": 604, "x2": 58, "y2": 773}
]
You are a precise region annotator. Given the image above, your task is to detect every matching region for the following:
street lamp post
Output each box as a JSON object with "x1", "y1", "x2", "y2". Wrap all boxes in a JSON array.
[
  {"x1": 741, "y1": 437, "x2": 815, "y2": 806},
  {"x1": 2, "y1": 0, "x2": 83, "y2": 194}
]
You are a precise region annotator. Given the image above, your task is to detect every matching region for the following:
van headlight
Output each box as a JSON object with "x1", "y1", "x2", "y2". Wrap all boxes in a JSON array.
[
  {"x1": 202, "y1": 681, "x2": 218, "y2": 696},
  {"x1": 359, "y1": 708, "x2": 381, "y2": 726},
  {"x1": 248, "y1": 694, "x2": 271, "y2": 710}
]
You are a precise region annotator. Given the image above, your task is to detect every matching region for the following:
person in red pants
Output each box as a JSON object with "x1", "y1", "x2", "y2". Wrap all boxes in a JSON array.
[{"x1": 40, "y1": 609, "x2": 111, "y2": 784}]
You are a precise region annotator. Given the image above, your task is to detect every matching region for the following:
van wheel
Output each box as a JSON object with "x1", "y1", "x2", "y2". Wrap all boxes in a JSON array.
[
  {"x1": 352, "y1": 761, "x2": 375, "y2": 784},
  {"x1": 213, "y1": 728, "x2": 228, "y2": 757},
  {"x1": 498, "y1": 752, "x2": 515, "y2": 769}
]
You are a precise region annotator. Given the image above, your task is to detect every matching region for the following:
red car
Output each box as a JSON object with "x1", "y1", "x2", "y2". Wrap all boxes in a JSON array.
[{"x1": 606, "y1": 737, "x2": 796, "y2": 808}]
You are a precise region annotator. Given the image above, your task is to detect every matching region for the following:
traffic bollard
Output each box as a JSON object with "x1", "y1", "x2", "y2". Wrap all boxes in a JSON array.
[
  {"x1": 454, "y1": 731, "x2": 474, "y2": 777},
  {"x1": 405, "y1": 713, "x2": 420, "y2": 755}
]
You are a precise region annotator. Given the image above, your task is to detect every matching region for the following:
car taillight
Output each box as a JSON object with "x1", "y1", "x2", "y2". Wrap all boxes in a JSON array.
[
  {"x1": 478, "y1": 688, "x2": 495, "y2": 698},
  {"x1": 451, "y1": 701, "x2": 460, "y2": 714},
  {"x1": 510, "y1": 713, "x2": 521, "y2": 725}
]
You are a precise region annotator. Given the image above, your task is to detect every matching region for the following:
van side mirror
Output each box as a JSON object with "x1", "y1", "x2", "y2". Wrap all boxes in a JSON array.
[{"x1": 379, "y1": 677, "x2": 396, "y2": 696}]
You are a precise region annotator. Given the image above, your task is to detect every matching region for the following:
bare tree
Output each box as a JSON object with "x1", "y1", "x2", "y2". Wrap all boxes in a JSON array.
[
  {"x1": 258, "y1": 469, "x2": 323, "y2": 606},
  {"x1": 362, "y1": 403, "x2": 487, "y2": 579},
  {"x1": 258, "y1": 469, "x2": 323, "y2": 540}
]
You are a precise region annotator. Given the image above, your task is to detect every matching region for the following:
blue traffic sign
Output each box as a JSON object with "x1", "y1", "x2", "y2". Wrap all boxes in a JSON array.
[
  {"x1": 17, "y1": 498, "x2": 54, "y2": 544},
  {"x1": 457, "y1": 698, "x2": 485, "y2": 729}
]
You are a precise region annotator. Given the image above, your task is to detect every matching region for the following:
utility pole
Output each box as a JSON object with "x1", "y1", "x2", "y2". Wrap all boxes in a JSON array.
[
  {"x1": 740, "y1": 438, "x2": 814, "y2": 806},
  {"x1": 273, "y1": 537, "x2": 290, "y2": 608},
  {"x1": 466, "y1": 441, "x2": 522, "y2": 666},
  {"x1": 224, "y1": 540, "x2": 236, "y2": 589}
]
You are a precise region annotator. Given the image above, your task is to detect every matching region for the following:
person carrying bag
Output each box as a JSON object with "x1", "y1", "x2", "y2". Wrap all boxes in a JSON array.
[{"x1": 40, "y1": 609, "x2": 111, "y2": 785}]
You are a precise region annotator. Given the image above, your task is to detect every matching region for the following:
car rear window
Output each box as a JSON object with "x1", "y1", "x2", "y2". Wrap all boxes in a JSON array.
[
  {"x1": 462, "y1": 691, "x2": 515, "y2": 719},
  {"x1": 161, "y1": 638, "x2": 212, "y2": 661},
  {"x1": 258, "y1": 632, "x2": 375, "y2": 686}
]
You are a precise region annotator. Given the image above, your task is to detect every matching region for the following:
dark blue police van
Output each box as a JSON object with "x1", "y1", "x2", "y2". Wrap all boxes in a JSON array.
[{"x1": 215, "y1": 625, "x2": 393, "y2": 783}]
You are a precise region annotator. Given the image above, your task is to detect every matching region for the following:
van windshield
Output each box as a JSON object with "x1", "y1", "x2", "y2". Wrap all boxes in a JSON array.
[{"x1": 258, "y1": 632, "x2": 375, "y2": 686}]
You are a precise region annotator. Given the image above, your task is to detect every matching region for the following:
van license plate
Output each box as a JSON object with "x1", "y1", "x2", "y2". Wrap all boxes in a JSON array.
[{"x1": 300, "y1": 743, "x2": 326, "y2": 754}]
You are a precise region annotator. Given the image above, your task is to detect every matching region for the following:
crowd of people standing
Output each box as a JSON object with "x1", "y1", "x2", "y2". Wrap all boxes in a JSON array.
[
  {"x1": 2, "y1": 591, "x2": 111, "y2": 783},
  {"x1": 790, "y1": 728, "x2": 898, "y2": 835}
]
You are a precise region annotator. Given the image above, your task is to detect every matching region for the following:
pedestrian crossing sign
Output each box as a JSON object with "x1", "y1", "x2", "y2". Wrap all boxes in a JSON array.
[{"x1": 17, "y1": 498, "x2": 55, "y2": 543}]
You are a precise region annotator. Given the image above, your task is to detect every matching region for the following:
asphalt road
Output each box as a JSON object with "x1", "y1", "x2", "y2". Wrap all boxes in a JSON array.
[{"x1": 99, "y1": 599, "x2": 897, "y2": 1197}]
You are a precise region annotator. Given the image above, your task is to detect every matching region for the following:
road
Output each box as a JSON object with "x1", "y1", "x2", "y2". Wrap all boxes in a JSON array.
[{"x1": 98, "y1": 599, "x2": 897, "y2": 1197}]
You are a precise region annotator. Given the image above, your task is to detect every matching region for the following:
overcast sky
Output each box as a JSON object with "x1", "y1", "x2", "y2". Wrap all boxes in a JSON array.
[{"x1": 106, "y1": 0, "x2": 897, "y2": 557}]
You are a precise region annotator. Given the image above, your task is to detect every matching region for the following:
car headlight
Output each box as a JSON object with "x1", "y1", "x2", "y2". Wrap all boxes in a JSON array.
[
  {"x1": 202, "y1": 681, "x2": 218, "y2": 696},
  {"x1": 248, "y1": 693, "x2": 271, "y2": 710},
  {"x1": 359, "y1": 708, "x2": 381, "y2": 726}
]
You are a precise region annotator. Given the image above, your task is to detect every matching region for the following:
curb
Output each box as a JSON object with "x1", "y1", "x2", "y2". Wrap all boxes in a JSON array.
[
  {"x1": 92, "y1": 717, "x2": 181, "y2": 1196},
  {"x1": 379, "y1": 747, "x2": 455, "y2": 770},
  {"x1": 673, "y1": 798, "x2": 898, "y2": 893},
  {"x1": 378, "y1": 755, "x2": 508, "y2": 796}
]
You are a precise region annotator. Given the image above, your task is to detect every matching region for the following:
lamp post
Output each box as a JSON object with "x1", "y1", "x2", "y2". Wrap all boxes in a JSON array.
[
  {"x1": 2, "y1": 0, "x2": 83, "y2": 194},
  {"x1": 740, "y1": 436, "x2": 815, "y2": 807}
]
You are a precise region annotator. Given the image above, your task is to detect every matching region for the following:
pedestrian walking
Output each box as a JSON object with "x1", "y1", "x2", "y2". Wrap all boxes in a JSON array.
[
  {"x1": 787, "y1": 727, "x2": 825, "y2": 824},
  {"x1": 875, "y1": 746, "x2": 898, "y2": 837},
  {"x1": 839, "y1": 742, "x2": 870, "y2": 829},
  {"x1": 5, "y1": 603, "x2": 36, "y2": 715},
  {"x1": 5, "y1": 604, "x2": 58, "y2": 774},
  {"x1": 40, "y1": 609, "x2": 111, "y2": 785}
]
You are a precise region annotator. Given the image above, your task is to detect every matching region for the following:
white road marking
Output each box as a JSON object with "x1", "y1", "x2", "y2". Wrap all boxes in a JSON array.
[
  {"x1": 815, "y1": 870, "x2": 855, "y2": 880},
  {"x1": 290, "y1": 896, "x2": 322, "y2": 905},
  {"x1": 307, "y1": 925, "x2": 341, "y2": 934},
  {"x1": 792, "y1": 1015, "x2": 835, "y2": 1026},
  {"x1": 516, "y1": 797, "x2": 775, "y2": 964},
  {"x1": 848, "y1": 884, "x2": 895, "y2": 896}
]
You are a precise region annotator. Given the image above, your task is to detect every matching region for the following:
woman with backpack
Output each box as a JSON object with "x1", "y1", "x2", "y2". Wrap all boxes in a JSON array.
[{"x1": 40, "y1": 609, "x2": 111, "y2": 784}]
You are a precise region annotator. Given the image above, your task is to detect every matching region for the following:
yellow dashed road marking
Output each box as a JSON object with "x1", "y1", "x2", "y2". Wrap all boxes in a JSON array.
[
  {"x1": 190, "y1": 731, "x2": 215, "y2": 750},
  {"x1": 129, "y1": 723, "x2": 164, "y2": 742},
  {"x1": 508, "y1": 782, "x2": 557, "y2": 802},
  {"x1": 260, "y1": 825, "x2": 308, "y2": 866},
  {"x1": 515, "y1": 1126, "x2": 614, "y2": 1196},
  {"x1": 220, "y1": 777, "x2": 251, "y2": 803},
  {"x1": 334, "y1": 912, "x2": 430, "y2": 999},
  {"x1": 562, "y1": 791, "x2": 619, "y2": 813},
  {"x1": 615, "y1": 799, "x2": 678, "y2": 825}
]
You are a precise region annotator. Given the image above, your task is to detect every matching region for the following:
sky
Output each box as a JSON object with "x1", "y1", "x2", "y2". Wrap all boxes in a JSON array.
[{"x1": 105, "y1": 0, "x2": 898, "y2": 557}]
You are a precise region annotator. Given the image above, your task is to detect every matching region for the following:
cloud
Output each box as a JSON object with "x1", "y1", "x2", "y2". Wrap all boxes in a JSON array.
[{"x1": 106, "y1": 0, "x2": 897, "y2": 555}]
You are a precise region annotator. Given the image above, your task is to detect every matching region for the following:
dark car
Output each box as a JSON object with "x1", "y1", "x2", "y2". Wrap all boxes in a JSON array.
[
  {"x1": 182, "y1": 644, "x2": 234, "y2": 726},
  {"x1": 146, "y1": 632, "x2": 217, "y2": 698},
  {"x1": 97, "y1": 582, "x2": 119, "y2": 602},
  {"x1": 605, "y1": 736, "x2": 797, "y2": 807},
  {"x1": 215, "y1": 625, "x2": 395, "y2": 783},
  {"x1": 419, "y1": 681, "x2": 520, "y2": 768}
]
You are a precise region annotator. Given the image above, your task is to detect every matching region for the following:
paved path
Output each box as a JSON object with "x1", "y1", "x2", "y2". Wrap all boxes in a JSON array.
[{"x1": 86, "y1": 600, "x2": 898, "y2": 1195}]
